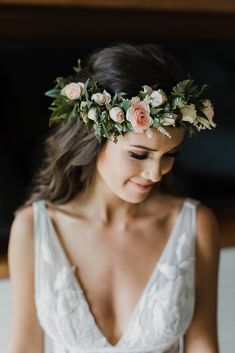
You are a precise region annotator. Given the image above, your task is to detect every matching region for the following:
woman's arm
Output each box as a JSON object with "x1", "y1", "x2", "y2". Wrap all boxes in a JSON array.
[
  {"x1": 184, "y1": 204, "x2": 220, "y2": 353},
  {"x1": 7, "y1": 207, "x2": 44, "y2": 353}
]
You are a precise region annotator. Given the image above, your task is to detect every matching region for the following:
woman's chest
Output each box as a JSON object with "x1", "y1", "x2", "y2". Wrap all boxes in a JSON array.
[
  {"x1": 53, "y1": 213, "x2": 173, "y2": 288},
  {"x1": 36, "y1": 199, "x2": 196, "y2": 350},
  {"x1": 50, "y1": 214, "x2": 175, "y2": 336}
]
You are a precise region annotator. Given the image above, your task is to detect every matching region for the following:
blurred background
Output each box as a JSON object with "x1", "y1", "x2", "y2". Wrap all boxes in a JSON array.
[{"x1": 0, "y1": 1, "x2": 234, "y2": 352}]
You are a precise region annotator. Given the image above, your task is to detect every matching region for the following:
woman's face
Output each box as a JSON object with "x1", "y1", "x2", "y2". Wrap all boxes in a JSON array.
[{"x1": 95, "y1": 127, "x2": 185, "y2": 203}]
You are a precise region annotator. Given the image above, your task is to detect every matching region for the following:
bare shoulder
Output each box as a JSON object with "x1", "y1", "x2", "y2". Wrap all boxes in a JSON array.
[
  {"x1": 11, "y1": 205, "x2": 34, "y2": 234},
  {"x1": 195, "y1": 202, "x2": 220, "y2": 253},
  {"x1": 8, "y1": 205, "x2": 35, "y2": 272},
  {"x1": 183, "y1": 202, "x2": 220, "y2": 351},
  {"x1": 194, "y1": 202, "x2": 220, "y2": 291},
  {"x1": 8, "y1": 205, "x2": 44, "y2": 352}
]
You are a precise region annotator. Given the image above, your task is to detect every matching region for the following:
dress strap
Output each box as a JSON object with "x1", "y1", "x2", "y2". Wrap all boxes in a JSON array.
[
  {"x1": 185, "y1": 197, "x2": 200, "y2": 240},
  {"x1": 32, "y1": 200, "x2": 54, "y2": 296},
  {"x1": 32, "y1": 200, "x2": 43, "y2": 296}
]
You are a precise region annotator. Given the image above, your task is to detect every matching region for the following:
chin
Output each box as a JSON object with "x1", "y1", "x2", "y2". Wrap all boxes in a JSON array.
[{"x1": 118, "y1": 190, "x2": 150, "y2": 204}]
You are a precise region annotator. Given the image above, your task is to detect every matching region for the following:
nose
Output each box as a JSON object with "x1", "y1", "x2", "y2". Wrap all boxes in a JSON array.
[{"x1": 141, "y1": 162, "x2": 162, "y2": 183}]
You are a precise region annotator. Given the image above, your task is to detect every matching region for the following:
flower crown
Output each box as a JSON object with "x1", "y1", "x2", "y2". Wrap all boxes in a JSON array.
[{"x1": 45, "y1": 59, "x2": 216, "y2": 143}]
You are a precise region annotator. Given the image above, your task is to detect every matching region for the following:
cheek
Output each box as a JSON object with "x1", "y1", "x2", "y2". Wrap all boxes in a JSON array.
[
  {"x1": 161, "y1": 158, "x2": 175, "y2": 174},
  {"x1": 97, "y1": 149, "x2": 135, "y2": 183},
  {"x1": 114, "y1": 154, "x2": 139, "y2": 180}
]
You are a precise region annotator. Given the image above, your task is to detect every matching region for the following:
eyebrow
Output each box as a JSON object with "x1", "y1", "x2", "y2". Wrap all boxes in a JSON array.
[{"x1": 129, "y1": 142, "x2": 184, "y2": 152}]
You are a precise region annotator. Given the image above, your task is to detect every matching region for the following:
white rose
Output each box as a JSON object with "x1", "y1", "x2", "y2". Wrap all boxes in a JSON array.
[
  {"x1": 61, "y1": 82, "x2": 84, "y2": 100},
  {"x1": 144, "y1": 89, "x2": 167, "y2": 107},
  {"x1": 142, "y1": 85, "x2": 153, "y2": 95},
  {"x1": 91, "y1": 89, "x2": 111, "y2": 106},
  {"x1": 87, "y1": 108, "x2": 98, "y2": 121},
  {"x1": 180, "y1": 104, "x2": 197, "y2": 123},
  {"x1": 162, "y1": 114, "x2": 176, "y2": 126},
  {"x1": 109, "y1": 107, "x2": 125, "y2": 123},
  {"x1": 150, "y1": 89, "x2": 167, "y2": 107},
  {"x1": 202, "y1": 99, "x2": 214, "y2": 123}
]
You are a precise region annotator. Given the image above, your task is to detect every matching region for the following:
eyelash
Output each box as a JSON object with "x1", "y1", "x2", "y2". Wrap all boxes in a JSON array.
[{"x1": 129, "y1": 152, "x2": 179, "y2": 160}]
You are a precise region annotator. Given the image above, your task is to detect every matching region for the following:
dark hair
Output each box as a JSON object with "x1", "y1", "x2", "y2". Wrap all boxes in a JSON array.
[{"x1": 21, "y1": 42, "x2": 186, "y2": 209}]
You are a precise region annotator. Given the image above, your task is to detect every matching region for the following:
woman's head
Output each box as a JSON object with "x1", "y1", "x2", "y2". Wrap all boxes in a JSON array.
[
  {"x1": 24, "y1": 43, "x2": 187, "y2": 206},
  {"x1": 95, "y1": 126, "x2": 185, "y2": 204}
]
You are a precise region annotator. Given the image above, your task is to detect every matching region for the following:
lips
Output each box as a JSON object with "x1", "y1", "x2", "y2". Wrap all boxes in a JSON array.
[
  {"x1": 133, "y1": 181, "x2": 154, "y2": 187},
  {"x1": 130, "y1": 180, "x2": 154, "y2": 191},
  {"x1": 140, "y1": 182, "x2": 154, "y2": 187}
]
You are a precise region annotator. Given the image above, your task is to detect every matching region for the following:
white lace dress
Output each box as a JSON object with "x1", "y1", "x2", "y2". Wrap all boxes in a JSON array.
[{"x1": 33, "y1": 197, "x2": 200, "y2": 353}]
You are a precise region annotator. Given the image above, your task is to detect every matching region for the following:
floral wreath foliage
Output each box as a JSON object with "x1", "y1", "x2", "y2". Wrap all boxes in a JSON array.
[{"x1": 45, "y1": 59, "x2": 216, "y2": 143}]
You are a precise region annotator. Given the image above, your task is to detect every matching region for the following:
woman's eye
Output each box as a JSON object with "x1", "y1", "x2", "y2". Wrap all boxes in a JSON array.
[{"x1": 129, "y1": 152, "x2": 148, "y2": 160}]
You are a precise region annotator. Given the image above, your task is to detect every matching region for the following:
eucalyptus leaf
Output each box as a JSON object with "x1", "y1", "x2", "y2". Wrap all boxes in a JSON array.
[{"x1": 45, "y1": 88, "x2": 60, "y2": 98}]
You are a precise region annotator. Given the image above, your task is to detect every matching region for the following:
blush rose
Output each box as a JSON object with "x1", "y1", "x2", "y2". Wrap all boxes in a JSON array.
[{"x1": 126, "y1": 97, "x2": 153, "y2": 132}]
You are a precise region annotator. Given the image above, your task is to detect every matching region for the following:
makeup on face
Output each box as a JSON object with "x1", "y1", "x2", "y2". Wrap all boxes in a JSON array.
[{"x1": 128, "y1": 141, "x2": 183, "y2": 160}]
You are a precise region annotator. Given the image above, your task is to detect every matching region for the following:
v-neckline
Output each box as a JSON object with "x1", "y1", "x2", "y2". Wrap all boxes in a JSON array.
[{"x1": 41, "y1": 197, "x2": 188, "y2": 348}]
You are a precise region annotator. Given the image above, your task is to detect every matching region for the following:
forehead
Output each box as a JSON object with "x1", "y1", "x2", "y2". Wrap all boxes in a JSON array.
[{"x1": 118, "y1": 127, "x2": 185, "y2": 151}]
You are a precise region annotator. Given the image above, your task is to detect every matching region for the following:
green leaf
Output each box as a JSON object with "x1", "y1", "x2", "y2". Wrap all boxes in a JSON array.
[
  {"x1": 139, "y1": 92, "x2": 146, "y2": 100},
  {"x1": 85, "y1": 89, "x2": 89, "y2": 104},
  {"x1": 93, "y1": 124, "x2": 102, "y2": 143},
  {"x1": 45, "y1": 88, "x2": 60, "y2": 98},
  {"x1": 114, "y1": 123, "x2": 124, "y2": 133},
  {"x1": 172, "y1": 79, "x2": 192, "y2": 97},
  {"x1": 105, "y1": 103, "x2": 112, "y2": 111},
  {"x1": 150, "y1": 107, "x2": 163, "y2": 115},
  {"x1": 101, "y1": 111, "x2": 108, "y2": 120},
  {"x1": 56, "y1": 76, "x2": 69, "y2": 88},
  {"x1": 120, "y1": 99, "x2": 131, "y2": 112},
  {"x1": 90, "y1": 80, "x2": 98, "y2": 93},
  {"x1": 68, "y1": 103, "x2": 78, "y2": 120},
  {"x1": 49, "y1": 113, "x2": 67, "y2": 126},
  {"x1": 126, "y1": 121, "x2": 134, "y2": 131},
  {"x1": 112, "y1": 91, "x2": 126, "y2": 105},
  {"x1": 101, "y1": 122, "x2": 109, "y2": 138},
  {"x1": 171, "y1": 97, "x2": 186, "y2": 109},
  {"x1": 76, "y1": 114, "x2": 81, "y2": 123},
  {"x1": 73, "y1": 58, "x2": 82, "y2": 73},
  {"x1": 151, "y1": 118, "x2": 160, "y2": 128},
  {"x1": 83, "y1": 78, "x2": 90, "y2": 93}
]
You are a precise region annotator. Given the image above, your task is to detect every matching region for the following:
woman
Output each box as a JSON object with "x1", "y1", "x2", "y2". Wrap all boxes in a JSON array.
[{"x1": 7, "y1": 43, "x2": 220, "y2": 353}]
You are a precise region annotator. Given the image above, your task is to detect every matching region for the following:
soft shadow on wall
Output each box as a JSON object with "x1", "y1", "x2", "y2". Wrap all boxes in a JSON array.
[{"x1": 0, "y1": 38, "x2": 234, "y2": 254}]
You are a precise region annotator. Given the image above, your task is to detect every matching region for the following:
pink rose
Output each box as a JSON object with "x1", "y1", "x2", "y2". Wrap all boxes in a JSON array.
[
  {"x1": 61, "y1": 82, "x2": 84, "y2": 100},
  {"x1": 126, "y1": 99, "x2": 153, "y2": 132}
]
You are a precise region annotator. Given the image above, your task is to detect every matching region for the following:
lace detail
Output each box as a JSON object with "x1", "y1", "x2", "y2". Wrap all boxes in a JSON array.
[
  {"x1": 115, "y1": 231, "x2": 195, "y2": 350},
  {"x1": 33, "y1": 198, "x2": 199, "y2": 353}
]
